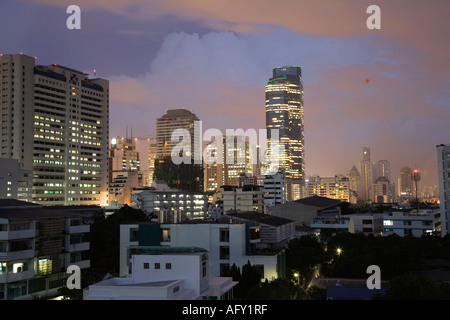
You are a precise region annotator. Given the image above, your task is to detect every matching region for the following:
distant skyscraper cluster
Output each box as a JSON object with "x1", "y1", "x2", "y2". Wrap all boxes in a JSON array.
[{"x1": 0, "y1": 53, "x2": 445, "y2": 235}]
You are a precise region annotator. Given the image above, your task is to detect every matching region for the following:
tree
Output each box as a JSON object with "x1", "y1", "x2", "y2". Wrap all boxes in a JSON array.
[
  {"x1": 88, "y1": 205, "x2": 149, "y2": 278},
  {"x1": 249, "y1": 278, "x2": 304, "y2": 300},
  {"x1": 286, "y1": 236, "x2": 324, "y2": 288},
  {"x1": 304, "y1": 285, "x2": 327, "y2": 300},
  {"x1": 380, "y1": 273, "x2": 450, "y2": 300}
]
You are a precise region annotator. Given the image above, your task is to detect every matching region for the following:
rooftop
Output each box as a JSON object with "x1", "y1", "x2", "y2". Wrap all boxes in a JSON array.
[
  {"x1": 129, "y1": 246, "x2": 208, "y2": 255},
  {"x1": 0, "y1": 199, "x2": 92, "y2": 220},
  {"x1": 0, "y1": 199, "x2": 42, "y2": 209},
  {"x1": 293, "y1": 195, "x2": 341, "y2": 208},
  {"x1": 226, "y1": 211, "x2": 294, "y2": 226}
]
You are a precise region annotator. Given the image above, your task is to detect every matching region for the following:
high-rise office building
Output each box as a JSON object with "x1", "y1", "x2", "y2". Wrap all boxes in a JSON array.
[
  {"x1": 347, "y1": 165, "x2": 361, "y2": 204},
  {"x1": 437, "y1": 144, "x2": 450, "y2": 236},
  {"x1": 375, "y1": 160, "x2": 391, "y2": 182},
  {"x1": 0, "y1": 53, "x2": 109, "y2": 206},
  {"x1": 154, "y1": 109, "x2": 203, "y2": 193},
  {"x1": 156, "y1": 109, "x2": 200, "y2": 159},
  {"x1": 371, "y1": 176, "x2": 395, "y2": 204},
  {"x1": 204, "y1": 136, "x2": 254, "y2": 193},
  {"x1": 360, "y1": 146, "x2": 373, "y2": 201},
  {"x1": 109, "y1": 136, "x2": 140, "y2": 176},
  {"x1": 398, "y1": 166, "x2": 413, "y2": 200},
  {"x1": 147, "y1": 138, "x2": 157, "y2": 186},
  {"x1": 108, "y1": 136, "x2": 143, "y2": 205},
  {"x1": 265, "y1": 66, "x2": 305, "y2": 201}
]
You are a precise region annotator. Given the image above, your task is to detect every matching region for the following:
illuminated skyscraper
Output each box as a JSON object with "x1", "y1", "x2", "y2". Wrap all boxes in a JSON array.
[
  {"x1": 0, "y1": 53, "x2": 109, "y2": 206},
  {"x1": 375, "y1": 160, "x2": 391, "y2": 182},
  {"x1": 204, "y1": 136, "x2": 254, "y2": 193},
  {"x1": 109, "y1": 136, "x2": 140, "y2": 176},
  {"x1": 156, "y1": 109, "x2": 200, "y2": 159},
  {"x1": 348, "y1": 165, "x2": 361, "y2": 204},
  {"x1": 265, "y1": 66, "x2": 305, "y2": 201},
  {"x1": 360, "y1": 145, "x2": 373, "y2": 201},
  {"x1": 154, "y1": 109, "x2": 203, "y2": 192},
  {"x1": 147, "y1": 139, "x2": 157, "y2": 186},
  {"x1": 398, "y1": 166, "x2": 413, "y2": 201}
]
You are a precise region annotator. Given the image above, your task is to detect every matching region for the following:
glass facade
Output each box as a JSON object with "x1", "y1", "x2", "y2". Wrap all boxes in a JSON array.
[{"x1": 265, "y1": 66, "x2": 305, "y2": 200}]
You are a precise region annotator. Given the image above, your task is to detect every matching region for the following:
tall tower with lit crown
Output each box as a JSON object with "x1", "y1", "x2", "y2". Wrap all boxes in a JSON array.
[
  {"x1": 265, "y1": 66, "x2": 305, "y2": 201},
  {"x1": 360, "y1": 146, "x2": 373, "y2": 201}
]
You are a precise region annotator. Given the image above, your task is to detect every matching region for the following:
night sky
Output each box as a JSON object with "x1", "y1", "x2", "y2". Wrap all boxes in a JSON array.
[{"x1": 1, "y1": 0, "x2": 449, "y2": 187}]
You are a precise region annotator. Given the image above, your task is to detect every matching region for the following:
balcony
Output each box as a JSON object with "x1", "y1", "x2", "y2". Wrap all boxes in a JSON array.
[
  {"x1": 0, "y1": 269, "x2": 35, "y2": 283},
  {"x1": 0, "y1": 249, "x2": 35, "y2": 261},
  {"x1": 66, "y1": 224, "x2": 90, "y2": 234},
  {"x1": 68, "y1": 259, "x2": 90, "y2": 270},
  {"x1": 68, "y1": 242, "x2": 90, "y2": 252},
  {"x1": 0, "y1": 229, "x2": 36, "y2": 241}
]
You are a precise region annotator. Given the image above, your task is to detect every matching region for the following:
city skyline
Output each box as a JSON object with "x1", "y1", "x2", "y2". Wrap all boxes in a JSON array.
[{"x1": 1, "y1": 0, "x2": 449, "y2": 187}]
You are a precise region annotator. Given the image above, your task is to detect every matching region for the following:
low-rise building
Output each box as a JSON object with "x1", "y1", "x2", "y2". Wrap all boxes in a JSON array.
[
  {"x1": 263, "y1": 170, "x2": 287, "y2": 207},
  {"x1": 0, "y1": 159, "x2": 32, "y2": 202},
  {"x1": 269, "y1": 195, "x2": 341, "y2": 227},
  {"x1": 0, "y1": 199, "x2": 90, "y2": 300},
  {"x1": 347, "y1": 213, "x2": 384, "y2": 236},
  {"x1": 220, "y1": 185, "x2": 264, "y2": 213},
  {"x1": 310, "y1": 213, "x2": 383, "y2": 236},
  {"x1": 131, "y1": 181, "x2": 208, "y2": 220},
  {"x1": 84, "y1": 247, "x2": 237, "y2": 300},
  {"x1": 120, "y1": 218, "x2": 285, "y2": 281},
  {"x1": 310, "y1": 216, "x2": 350, "y2": 234},
  {"x1": 224, "y1": 211, "x2": 295, "y2": 248},
  {"x1": 383, "y1": 209, "x2": 438, "y2": 237},
  {"x1": 109, "y1": 171, "x2": 143, "y2": 205}
]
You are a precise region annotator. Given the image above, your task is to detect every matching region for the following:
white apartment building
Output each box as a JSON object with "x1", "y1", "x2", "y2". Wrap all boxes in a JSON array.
[
  {"x1": 347, "y1": 213, "x2": 384, "y2": 236},
  {"x1": 131, "y1": 181, "x2": 207, "y2": 219},
  {"x1": 225, "y1": 211, "x2": 295, "y2": 249},
  {"x1": 0, "y1": 199, "x2": 90, "y2": 300},
  {"x1": 263, "y1": 170, "x2": 287, "y2": 207},
  {"x1": 383, "y1": 209, "x2": 437, "y2": 237},
  {"x1": 310, "y1": 213, "x2": 383, "y2": 236},
  {"x1": 84, "y1": 247, "x2": 237, "y2": 300},
  {"x1": 120, "y1": 219, "x2": 285, "y2": 281},
  {"x1": 0, "y1": 53, "x2": 109, "y2": 206},
  {"x1": 437, "y1": 144, "x2": 450, "y2": 236}
]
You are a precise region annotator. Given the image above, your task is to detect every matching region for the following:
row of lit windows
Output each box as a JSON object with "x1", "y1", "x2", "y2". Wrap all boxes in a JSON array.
[
  {"x1": 33, "y1": 159, "x2": 64, "y2": 165},
  {"x1": 34, "y1": 115, "x2": 62, "y2": 123}
]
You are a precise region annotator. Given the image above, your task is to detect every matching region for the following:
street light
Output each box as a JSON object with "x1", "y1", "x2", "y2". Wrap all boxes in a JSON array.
[
  {"x1": 294, "y1": 273, "x2": 300, "y2": 286},
  {"x1": 336, "y1": 248, "x2": 342, "y2": 255}
]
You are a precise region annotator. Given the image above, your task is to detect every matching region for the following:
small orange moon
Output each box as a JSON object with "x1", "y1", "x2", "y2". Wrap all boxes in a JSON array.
[{"x1": 365, "y1": 78, "x2": 370, "y2": 83}]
